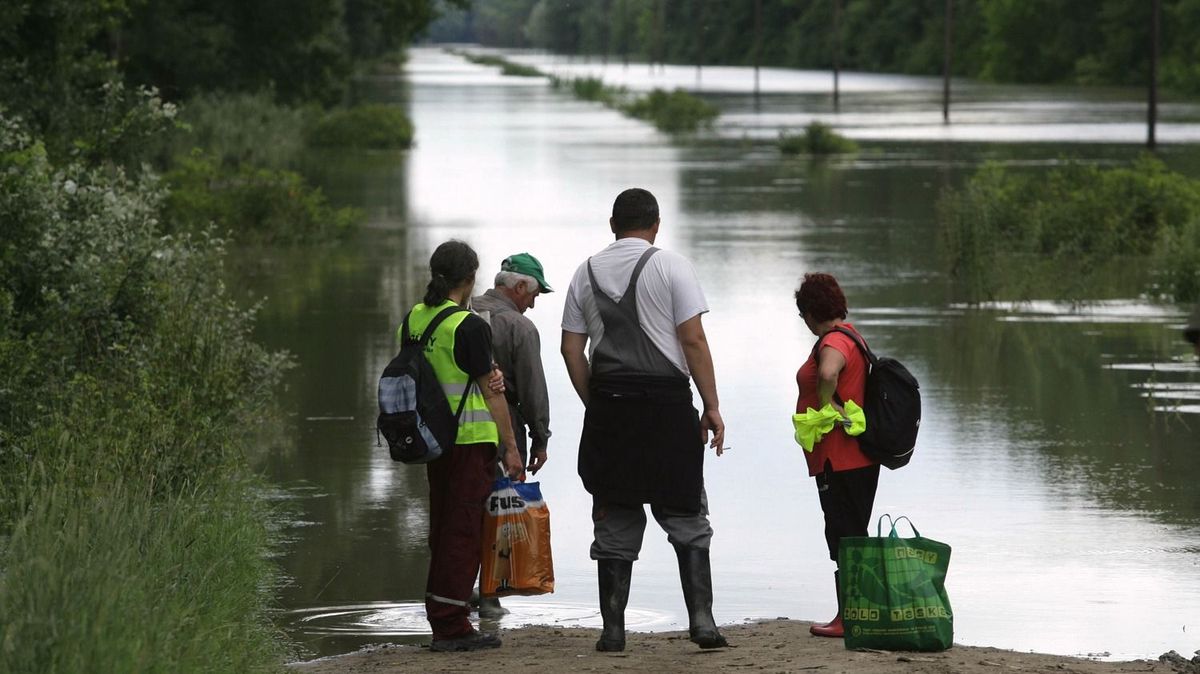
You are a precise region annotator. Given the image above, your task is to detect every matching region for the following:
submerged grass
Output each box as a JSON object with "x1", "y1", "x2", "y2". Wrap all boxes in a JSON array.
[
  {"x1": 779, "y1": 122, "x2": 858, "y2": 155},
  {"x1": 549, "y1": 75, "x2": 718, "y2": 134},
  {"x1": 938, "y1": 155, "x2": 1200, "y2": 303},
  {"x1": 621, "y1": 88, "x2": 719, "y2": 134},
  {"x1": 448, "y1": 49, "x2": 547, "y2": 78}
]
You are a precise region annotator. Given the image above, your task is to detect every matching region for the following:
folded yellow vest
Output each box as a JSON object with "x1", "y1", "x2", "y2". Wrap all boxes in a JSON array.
[{"x1": 792, "y1": 400, "x2": 865, "y2": 453}]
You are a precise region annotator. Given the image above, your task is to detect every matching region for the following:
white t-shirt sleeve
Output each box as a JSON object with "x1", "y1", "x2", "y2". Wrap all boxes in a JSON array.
[
  {"x1": 561, "y1": 264, "x2": 589, "y2": 334},
  {"x1": 668, "y1": 255, "x2": 709, "y2": 326}
]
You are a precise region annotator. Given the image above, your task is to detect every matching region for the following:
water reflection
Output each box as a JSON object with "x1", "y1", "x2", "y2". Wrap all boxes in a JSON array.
[{"x1": 250, "y1": 47, "x2": 1200, "y2": 662}]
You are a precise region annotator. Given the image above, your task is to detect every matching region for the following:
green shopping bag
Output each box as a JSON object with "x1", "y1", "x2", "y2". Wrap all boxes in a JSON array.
[{"x1": 838, "y1": 514, "x2": 953, "y2": 651}]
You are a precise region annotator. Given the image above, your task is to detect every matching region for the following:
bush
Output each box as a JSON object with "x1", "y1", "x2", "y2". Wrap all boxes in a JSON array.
[
  {"x1": 938, "y1": 155, "x2": 1200, "y2": 302},
  {"x1": 164, "y1": 91, "x2": 315, "y2": 170},
  {"x1": 621, "y1": 88, "x2": 719, "y2": 134},
  {"x1": 306, "y1": 104, "x2": 414, "y2": 150},
  {"x1": 571, "y1": 77, "x2": 616, "y2": 103},
  {"x1": 780, "y1": 122, "x2": 859, "y2": 155},
  {"x1": 164, "y1": 152, "x2": 363, "y2": 244}
]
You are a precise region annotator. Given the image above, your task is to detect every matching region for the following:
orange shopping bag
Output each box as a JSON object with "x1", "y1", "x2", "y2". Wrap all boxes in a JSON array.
[{"x1": 481, "y1": 477, "x2": 554, "y2": 597}]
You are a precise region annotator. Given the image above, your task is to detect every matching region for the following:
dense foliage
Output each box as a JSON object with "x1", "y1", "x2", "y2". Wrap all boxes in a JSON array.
[
  {"x1": 938, "y1": 156, "x2": 1200, "y2": 302},
  {"x1": 0, "y1": 108, "x2": 290, "y2": 671},
  {"x1": 0, "y1": 1, "x2": 448, "y2": 670},
  {"x1": 0, "y1": 0, "x2": 456, "y2": 118},
  {"x1": 433, "y1": 0, "x2": 1200, "y2": 93}
]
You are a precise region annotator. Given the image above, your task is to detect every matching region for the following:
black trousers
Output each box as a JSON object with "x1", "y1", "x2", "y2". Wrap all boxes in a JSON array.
[{"x1": 815, "y1": 461, "x2": 881, "y2": 562}]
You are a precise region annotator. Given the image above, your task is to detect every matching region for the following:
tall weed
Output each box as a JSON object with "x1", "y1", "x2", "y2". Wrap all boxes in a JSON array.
[
  {"x1": 0, "y1": 482, "x2": 284, "y2": 674},
  {"x1": 165, "y1": 91, "x2": 315, "y2": 170}
]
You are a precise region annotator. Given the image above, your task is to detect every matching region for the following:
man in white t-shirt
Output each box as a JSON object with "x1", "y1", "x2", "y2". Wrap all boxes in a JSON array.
[{"x1": 560, "y1": 187, "x2": 728, "y2": 653}]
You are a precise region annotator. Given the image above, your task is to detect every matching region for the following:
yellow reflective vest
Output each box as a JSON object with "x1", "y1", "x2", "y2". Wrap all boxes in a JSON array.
[{"x1": 398, "y1": 301, "x2": 498, "y2": 447}]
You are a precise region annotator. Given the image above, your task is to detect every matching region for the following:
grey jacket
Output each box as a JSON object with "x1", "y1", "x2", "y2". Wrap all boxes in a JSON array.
[{"x1": 472, "y1": 288, "x2": 552, "y2": 447}]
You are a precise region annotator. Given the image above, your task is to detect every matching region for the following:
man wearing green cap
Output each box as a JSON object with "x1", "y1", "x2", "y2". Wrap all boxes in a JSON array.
[{"x1": 470, "y1": 253, "x2": 554, "y2": 617}]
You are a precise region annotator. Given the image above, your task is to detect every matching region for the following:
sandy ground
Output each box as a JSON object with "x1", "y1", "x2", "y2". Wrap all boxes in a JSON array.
[{"x1": 289, "y1": 620, "x2": 1199, "y2": 674}]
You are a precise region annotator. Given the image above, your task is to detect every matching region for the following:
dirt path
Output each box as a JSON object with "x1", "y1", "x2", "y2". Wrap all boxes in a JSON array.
[{"x1": 289, "y1": 620, "x2": 1196, "y2": 674}]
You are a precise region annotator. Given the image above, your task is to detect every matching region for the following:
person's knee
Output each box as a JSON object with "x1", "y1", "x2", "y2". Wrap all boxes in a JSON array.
[{"x1": 590, "y1": 541, "x2": 640, "y2": 562}]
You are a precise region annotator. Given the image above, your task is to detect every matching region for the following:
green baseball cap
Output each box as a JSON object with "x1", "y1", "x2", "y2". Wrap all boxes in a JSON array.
[{"x1": 501, "y1": 252, "x2": 553, "y2": 293}]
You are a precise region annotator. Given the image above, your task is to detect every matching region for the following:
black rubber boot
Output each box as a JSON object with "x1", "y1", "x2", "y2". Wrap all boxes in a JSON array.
[
  {"x1": 596, "y1": 559, "x2": 633, "y2": 652},
  {"x1": 674, "y1": 545, "x2": 729, "y2": 649}
]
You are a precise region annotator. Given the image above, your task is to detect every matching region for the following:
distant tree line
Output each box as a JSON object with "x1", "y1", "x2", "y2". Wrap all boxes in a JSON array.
[
  {"x1": 430, "y1": 0, "x2": 1200, "y2": 94},
  {"x1": 1, "y1": 0, "x2": 455, "y2": 151}
]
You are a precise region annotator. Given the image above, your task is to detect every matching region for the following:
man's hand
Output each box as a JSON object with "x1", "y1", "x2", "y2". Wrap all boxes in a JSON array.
[
  {"x1": 700, "y1": 408, "x2": 725, "y2": 456},
  {"x1": 527, "y1": 443, "x2": 549, "y2": 475},
  {"x1": 488, "y1": 364, "x2": 506, "y2": 394},
  {"x1": 502, "y1": 445, "x2": 523, "y2": 480}
]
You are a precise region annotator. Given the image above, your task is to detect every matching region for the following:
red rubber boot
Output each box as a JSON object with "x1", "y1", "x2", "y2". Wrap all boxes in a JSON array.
[
  {"x1": 809, "y1": 614, "x2": 844, "y2": 638},
  {"x1": 809, "y1": 571, "x2": 844, "y2": 638}
]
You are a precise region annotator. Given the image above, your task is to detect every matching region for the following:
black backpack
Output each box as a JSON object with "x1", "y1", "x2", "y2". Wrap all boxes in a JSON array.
[
  {"x1": 376, "y1": 305, "x2": 469, "y2": 464},
  {"x1": 823, "y1": 326, "x2": 921, "y2": 470}
]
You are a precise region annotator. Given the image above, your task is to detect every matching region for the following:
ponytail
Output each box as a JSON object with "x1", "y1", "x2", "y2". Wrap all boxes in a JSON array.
[
  {"x1": 423, "y1": 273, "x2": 451, "y2": 306},
  {"x1": 423, "y1": 240, "x2": 479, "y2": 306}
]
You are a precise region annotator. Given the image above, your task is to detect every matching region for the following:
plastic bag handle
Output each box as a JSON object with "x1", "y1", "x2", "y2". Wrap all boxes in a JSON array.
[{"x1": 876, "y1": 513, "x2": 921, "y2": 538}]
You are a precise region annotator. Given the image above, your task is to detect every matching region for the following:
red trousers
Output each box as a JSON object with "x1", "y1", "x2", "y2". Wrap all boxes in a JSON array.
[{"x1": 424, "y1": 443, "x2": 496, "y2": 639}]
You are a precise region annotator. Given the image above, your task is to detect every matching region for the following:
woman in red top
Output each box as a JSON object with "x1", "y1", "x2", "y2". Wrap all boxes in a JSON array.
[{"x1": 794, "y1": 273, "x2": 879, "y2": 639}]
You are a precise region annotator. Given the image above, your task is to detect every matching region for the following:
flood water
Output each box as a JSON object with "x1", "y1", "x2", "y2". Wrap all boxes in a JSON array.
[{"x1": 243, "y1": 47, "x2": 1200, "y2": 663}]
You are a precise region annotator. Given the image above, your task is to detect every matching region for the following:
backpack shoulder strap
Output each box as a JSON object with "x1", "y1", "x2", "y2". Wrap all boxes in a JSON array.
[
  {"x1": 428, "y1": 304, "x2": 474, "y2": 426},
  {"x1": 824, "y1": 325, "x2": 878, "y2": 366},
  {"x1": 409, "y1": 305, "x2": 468, "y2": 347},
  {"x1": 816, "y1": 326, "x2": 875, "y2": 409}
]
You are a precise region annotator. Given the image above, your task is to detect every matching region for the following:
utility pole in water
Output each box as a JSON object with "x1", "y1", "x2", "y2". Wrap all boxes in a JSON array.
[
  {"x1": 753, "y1": 0, "x2": 762, "y2": 102},
  {"x1": 1148, "y1": 0, "x2": 1160, "y2": 149},
  {"x1": 832, "y1": 0, "x2": 841, "y2": 112},
  {"x1": 694, "y1": 0, "x2": 704, "y2": 88},
  {"x1": 943, "y1": 0, "x2": 953, "y2": 123}
]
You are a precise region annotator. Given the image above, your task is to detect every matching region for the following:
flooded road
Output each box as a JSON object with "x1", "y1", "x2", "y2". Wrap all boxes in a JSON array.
[{"x1": 245, "y1": 48, "x2": 1200, "y2": 662}]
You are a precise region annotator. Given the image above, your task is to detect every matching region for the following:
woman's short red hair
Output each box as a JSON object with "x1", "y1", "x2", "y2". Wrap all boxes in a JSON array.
[{"x1": 794, "y1": 273, "x2": 847, "y2": 322}]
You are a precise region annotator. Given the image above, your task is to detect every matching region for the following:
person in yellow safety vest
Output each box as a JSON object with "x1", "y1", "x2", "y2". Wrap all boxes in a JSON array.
[{"x1": 405, "y1": 240, "x2": 523, "y2": 653}]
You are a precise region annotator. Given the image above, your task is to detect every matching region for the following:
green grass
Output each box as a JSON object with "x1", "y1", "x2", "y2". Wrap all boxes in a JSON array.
[
  {"x1": 779, "y1": 122, "x2": 858, "y2": 155},
  {"x1": 0, "y1": 481, "x2": 285, "y2": 674}
]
